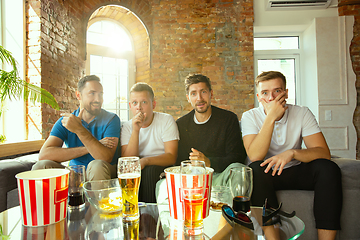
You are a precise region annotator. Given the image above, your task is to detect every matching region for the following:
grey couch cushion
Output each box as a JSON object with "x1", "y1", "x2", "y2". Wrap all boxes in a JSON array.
[{"x1": 7, "y1": 188, "x2": 20, "y2": 209}]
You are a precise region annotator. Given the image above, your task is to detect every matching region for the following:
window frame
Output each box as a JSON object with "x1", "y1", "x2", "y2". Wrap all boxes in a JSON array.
[
  {"x1": 0, "y1": 0, "x2": 27, "y2": 142},
  {"x1": 254, "y1": 36, "x2": 301, "y2": 107}
]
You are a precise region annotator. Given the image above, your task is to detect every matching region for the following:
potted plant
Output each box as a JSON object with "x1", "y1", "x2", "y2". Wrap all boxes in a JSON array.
[{"x1": 0, "y1": 45, "x2": 59, "y2": 141}]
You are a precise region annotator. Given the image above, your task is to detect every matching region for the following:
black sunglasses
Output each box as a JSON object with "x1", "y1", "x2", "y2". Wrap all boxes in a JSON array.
[{"x1": 262, "y1": 199, "x2": 296, "y2": 226}]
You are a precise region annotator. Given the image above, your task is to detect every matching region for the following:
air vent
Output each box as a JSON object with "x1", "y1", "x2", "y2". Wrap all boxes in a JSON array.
[{"x1": 267, "y1": 0, "x2": 332, "y2": 10}]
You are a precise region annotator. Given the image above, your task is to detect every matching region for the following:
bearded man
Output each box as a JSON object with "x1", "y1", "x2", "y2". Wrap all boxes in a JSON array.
[{"x1": 32, "y1": 75, "x2": 120, "y2": 180}]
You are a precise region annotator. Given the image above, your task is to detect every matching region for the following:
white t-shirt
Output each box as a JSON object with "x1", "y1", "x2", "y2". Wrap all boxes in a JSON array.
[
  {"x1": 121, "y1": 112, "x2": 179, "y2": 158},
  {"x1": 241, "y1": 104, "x2": 321, "y2": 168}
]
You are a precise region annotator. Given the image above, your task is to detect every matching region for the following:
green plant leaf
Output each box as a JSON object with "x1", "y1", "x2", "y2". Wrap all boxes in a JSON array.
[
  {"x1": 0, "y1": 45, "x2": 59, "y2": 110},
  {"x1": 0, "y1": 224, "x2": 11, "y2": 239}
]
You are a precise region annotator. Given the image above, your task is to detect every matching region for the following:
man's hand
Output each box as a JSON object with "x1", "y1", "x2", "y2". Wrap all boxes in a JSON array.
[
  {"x1": 260, "y1": 149, "x2": 295, "y2": 176},
  {"x1": 260, "y1": 92, "x2": 288, "y2": 121},
  {"x1": 189, "y1": 148, "x2": 210, "y2": 167},
  {"x1": 61, "y1": 108, "x2": 85, "y2": 134},
  {"x1": 132, "y1": 111, "x2": 147, "y2": 132},
  {"x1": 99, "y1": 137, "x2": 118, "y2": 149}
]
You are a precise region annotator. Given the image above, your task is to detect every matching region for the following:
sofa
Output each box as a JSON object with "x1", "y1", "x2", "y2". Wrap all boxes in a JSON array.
[
  {"x1": 277, "y1": 157, "x2": 360, "y2": 240},
  {"x1": 1, "y1": 143, "x2": 359, "y2": 239}
]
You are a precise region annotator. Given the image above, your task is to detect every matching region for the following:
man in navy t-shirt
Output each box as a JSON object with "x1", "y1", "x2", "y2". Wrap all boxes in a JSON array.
[{"x1": 32, "y1": 75, "x2": 120, "y2": 180}]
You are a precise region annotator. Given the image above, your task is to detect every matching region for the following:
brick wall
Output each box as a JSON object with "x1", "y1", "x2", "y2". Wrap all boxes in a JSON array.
[
  {"x1": 338, "y1": 1, "x2": 360, "y2": 159},
  {"x1": 27, "y1": 0, "x2": 86, "y2": 138},
  {"x1": 26, "y1": 0, "x2": 254, "y2": 138},
  {"x1": 149, "y1": 0, "x2": 254, "y2": 118}
]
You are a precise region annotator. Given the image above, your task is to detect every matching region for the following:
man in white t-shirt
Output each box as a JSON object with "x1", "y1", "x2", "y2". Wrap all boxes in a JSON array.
[
  {"x1": 121, "y1": 82, "x2": 179, "y2": 203},
  {"x1": 241, "y1": 71, "x2": 342, "y2": 240}
]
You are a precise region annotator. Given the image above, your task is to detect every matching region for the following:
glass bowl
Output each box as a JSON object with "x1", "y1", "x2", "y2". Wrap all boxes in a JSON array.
[
  {"x1": 83, "y1": 179, "x2": 122, "y2": 213},
  {"x1": 210, "y1": 186, "x2": 232, "y2": 211}
]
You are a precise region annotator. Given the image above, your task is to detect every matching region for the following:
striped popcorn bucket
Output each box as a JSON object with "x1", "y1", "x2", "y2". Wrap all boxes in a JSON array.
[
  {"x1": 164, "y1": 166, "x2": 213, "y2": 220},
  {"x1": 16, "y1": 169, "x2": 70, "y2": 227}
]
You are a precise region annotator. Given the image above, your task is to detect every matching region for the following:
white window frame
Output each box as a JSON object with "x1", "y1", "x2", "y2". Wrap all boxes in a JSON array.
[{"x1": 85, "y1": 18, "x2": 135, "y2": 122}]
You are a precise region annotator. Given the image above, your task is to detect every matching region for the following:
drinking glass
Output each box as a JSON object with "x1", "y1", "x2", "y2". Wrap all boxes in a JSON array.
[
  {"x1": 68, "y1": 165, "x2": 86, "y2": 209},
  {"x1": 180, "y1": 160, "x2": 206, "y2": 235},
  {"x1": 123, "y1": 220, "x2": 140, "y2": 240},
  {"x1": 118, "y1": 157, "x2": 141, "y2": 222},
  {"x1": 229, "y1": 166, "x2": 253, "y2": 213}
]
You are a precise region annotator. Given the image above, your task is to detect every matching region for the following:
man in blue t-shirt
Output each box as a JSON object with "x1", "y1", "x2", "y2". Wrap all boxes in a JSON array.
[{"x1": 32, "y1": 75, "x2": 120, "y2": 180}]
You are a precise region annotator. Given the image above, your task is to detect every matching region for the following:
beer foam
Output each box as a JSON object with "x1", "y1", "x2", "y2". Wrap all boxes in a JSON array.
[{"x1": 118, "y1": 173, "x2": 141, "y2": 179}]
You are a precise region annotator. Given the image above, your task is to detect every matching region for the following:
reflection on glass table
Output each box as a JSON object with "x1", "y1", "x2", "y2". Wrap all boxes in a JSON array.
[
  {"x1": 160, "y1": 205, "x2": 304, "y2": 240},
  {"x1": 0, "y1": 203, "x2": 304, "y2": 240}
]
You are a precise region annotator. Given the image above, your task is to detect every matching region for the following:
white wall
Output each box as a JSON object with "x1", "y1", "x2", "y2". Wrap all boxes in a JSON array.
[
  {"x1": 316, "y1": 16, "x2": 356, "y2": 159},
  {"x1": 301, "y1": 20, "x2": 319, "y2": 120},
  {"x1": 254, "y1": 0, "x2": 338, "y2": 35}
]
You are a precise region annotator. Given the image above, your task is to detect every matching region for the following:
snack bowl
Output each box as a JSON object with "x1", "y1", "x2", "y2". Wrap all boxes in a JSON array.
[
  {"x1": 83, "y1": 179, "x2": 122, "y2": 213},
  {"x1": 210, "y1": 186, "x2": 232, "y2": 211}
]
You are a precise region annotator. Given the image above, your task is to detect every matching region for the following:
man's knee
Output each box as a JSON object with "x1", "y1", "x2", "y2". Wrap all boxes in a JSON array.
[
  {"x1": 31, "y1": 160, "x2": 64, "y2": 170},
  {"x1": 312, "y1": 159, "x2": 341, "y2": 180},
  {"x1": 249, "y1": 161, "x2": 264, "y2": 175},
  {"x1": 87, "y1": 160, "x2": 115, "y2": 180},
  {"x1": 87, "y1": 159, "x2": 106, "y2": 170}
]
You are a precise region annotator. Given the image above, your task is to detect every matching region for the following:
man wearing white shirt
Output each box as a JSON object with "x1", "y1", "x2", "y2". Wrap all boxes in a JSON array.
[
  {"x1": 121, "y1": 82, "x2": 179, "y2": 203},
  {"x1": 241, "y1": 71, "x2": 342, "y2": 240}
]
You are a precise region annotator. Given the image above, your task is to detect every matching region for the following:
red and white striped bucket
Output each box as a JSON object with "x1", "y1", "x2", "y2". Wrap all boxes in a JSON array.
[
  {"x1": 164, "y1": 166, "x2": 213, "y2": 220},
  {"x1": 16, "y1": 169, "x2": 70, "y2": 227}
]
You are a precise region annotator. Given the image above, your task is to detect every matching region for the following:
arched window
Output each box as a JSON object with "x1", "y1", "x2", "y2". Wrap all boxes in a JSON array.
[{"x1": 86, "y1": 19, "x2": 135, "y2": 122}]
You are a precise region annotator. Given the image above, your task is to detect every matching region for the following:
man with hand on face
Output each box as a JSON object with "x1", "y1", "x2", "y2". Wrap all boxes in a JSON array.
[
  {"x1": 241, "y1": 71, "x2": 342, "y2": 240},
  {"x1": 120, "y1": 82, "x2": 179, "y2": 203},
  {"x1": 33, "y1": 75, "x2": 120, "y2": 180},
  {"x1": 176, "y1": 74, "x2": 246, "y2": 177}
]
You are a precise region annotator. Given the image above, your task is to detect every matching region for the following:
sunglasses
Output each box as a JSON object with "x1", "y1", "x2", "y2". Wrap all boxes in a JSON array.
[
  {"x1": 262, "y1": 199, "x2": 296, "y2": 226},
  {"x1": 222, "y1": 205, "x2": 254, "y2": 230},
  {"x1": 222, "y1": 199, "x2": 296, "y2": 229}
]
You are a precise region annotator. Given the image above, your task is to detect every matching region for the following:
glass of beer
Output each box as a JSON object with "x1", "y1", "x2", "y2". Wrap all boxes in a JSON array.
[
  {"x1": 68, "y1": 165, "x2": 86, "y2": 209},
  {"x1": 180, "y1": 160, "x2": 206, "y2": 235},
  {"x1": 229, "y1": 166, "x2": 253, "y2": 213},
  {"x1": 118, "y1": 157, "x2": 141, "y2": 222}
]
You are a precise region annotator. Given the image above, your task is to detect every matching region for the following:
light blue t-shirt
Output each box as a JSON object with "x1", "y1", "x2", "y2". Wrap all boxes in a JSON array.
[{"x1": 50, "y1": 108, "x2": 121, "y2": 168}]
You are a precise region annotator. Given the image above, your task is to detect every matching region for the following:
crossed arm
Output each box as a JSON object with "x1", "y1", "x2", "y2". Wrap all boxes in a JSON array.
[
  {"x1": 39, "y1": 135, "x2": 118, "y2": 163},
  {"x1": 39, "y1": 110, "x2": 118, "y2": 163}
]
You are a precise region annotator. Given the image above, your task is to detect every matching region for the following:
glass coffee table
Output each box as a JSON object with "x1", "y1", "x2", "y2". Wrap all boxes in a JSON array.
[{"x1": 0, "y1": 204, "x2": 304, "y2": 239}]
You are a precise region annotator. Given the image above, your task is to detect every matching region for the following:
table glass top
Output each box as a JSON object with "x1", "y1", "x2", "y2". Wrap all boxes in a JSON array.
[{"x1": 0, "y1": 203, "x2": 304, "y2": 240}]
